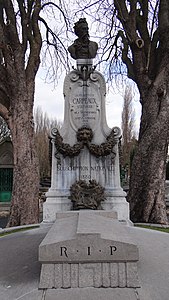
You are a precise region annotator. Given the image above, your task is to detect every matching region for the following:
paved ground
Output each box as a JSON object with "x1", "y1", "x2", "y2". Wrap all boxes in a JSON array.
[
  {"x1": 0, "y1": 213, "x2": 43, "y2": 229},
  {"x1": 0, "y1": 224, "x2": 169, "y2": 300},
  {"x1": 0, "y1": 216, "x2": 8, "y2": 228},
  {"x1": 0, "y1": 225, "x2": 49, "y2": 300}
]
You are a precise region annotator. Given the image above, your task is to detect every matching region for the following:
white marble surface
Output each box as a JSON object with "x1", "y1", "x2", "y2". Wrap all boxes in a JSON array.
[{"x1": 44, "y1": 59, "x2": 130, "y2": 223}]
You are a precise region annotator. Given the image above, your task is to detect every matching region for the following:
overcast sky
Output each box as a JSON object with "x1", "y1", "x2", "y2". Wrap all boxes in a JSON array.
[
  {"x1": 33, "y1": 8, "x2": 141, "y2": 134},
  {"x1": 34, "y1": 68, "x2": 141, "y2": 134}
]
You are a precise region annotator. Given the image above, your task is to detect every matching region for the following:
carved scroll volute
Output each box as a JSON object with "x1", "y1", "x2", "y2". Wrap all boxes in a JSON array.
[{"x1": 112, "y1": 127, "x2": 121, "y2": 142}]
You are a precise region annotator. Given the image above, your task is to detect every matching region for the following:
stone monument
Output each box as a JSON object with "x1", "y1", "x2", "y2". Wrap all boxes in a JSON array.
[
  {"x1": 39, "y1": 211, "x2": 139, "y2": 290},
  {"x1": 43, "y1": 18, "x2": 130, "y2": 224},
  {"x1": 39, "y1": 19, "x2": 140, "y2": 296}
]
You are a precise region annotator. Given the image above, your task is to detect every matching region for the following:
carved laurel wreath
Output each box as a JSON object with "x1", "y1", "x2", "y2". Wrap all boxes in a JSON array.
[
  {"x1": 69, "y1": 179, "x2": 105, "y2": 210},
  {"x1": 53, "y1": 127, "x2": 118, "y2": 158}
]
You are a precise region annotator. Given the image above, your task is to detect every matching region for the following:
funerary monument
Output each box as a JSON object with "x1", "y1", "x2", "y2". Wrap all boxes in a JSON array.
[
  {"x1": 43, "y1": 18, "x2": 130, "y2": 224},
  {"x1": 39, "y1": 18, "x2": 139, "y2": 295}
]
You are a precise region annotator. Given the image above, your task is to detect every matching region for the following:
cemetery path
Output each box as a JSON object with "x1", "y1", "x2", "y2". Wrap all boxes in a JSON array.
[
  {"x1": 0, "y1": 225, "x2": 169, "y2": 300},
  {"x1": 0, "y1": 226, "x2": 49, "y2": 300}
]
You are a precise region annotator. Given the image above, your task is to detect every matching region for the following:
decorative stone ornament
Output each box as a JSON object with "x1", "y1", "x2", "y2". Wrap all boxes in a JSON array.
[
  {"x1": 76, "y1": 127, "x2": 93, "y2": 143},
  {"x1": 53, "y1": 126, "x2": 117, "y2": 158},
  {"x1": 69, "y1": 179, "x2": 105, "y2": 210}
]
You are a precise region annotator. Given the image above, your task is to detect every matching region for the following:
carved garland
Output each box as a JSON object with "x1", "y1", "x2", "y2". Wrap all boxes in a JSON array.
[
  {"x1": 69, "y1": 180, "x2": 105, "y2": 210},
  {"x1": 54, "y1": 127, "x2": 118, "y2": 158}
]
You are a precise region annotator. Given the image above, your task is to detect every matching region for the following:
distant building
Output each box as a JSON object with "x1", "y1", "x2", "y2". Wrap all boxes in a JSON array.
[{"x1": 0, "y1": 138, "x2": 13, "y2": 202}]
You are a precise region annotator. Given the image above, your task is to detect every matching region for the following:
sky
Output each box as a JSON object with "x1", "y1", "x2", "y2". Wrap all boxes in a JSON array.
[
  {"x1": 34, "y1": 6, "x2": 142, "y2": 134},
  {"x1": 34, "y1": 69, "x2": 142, "y2": 134}
]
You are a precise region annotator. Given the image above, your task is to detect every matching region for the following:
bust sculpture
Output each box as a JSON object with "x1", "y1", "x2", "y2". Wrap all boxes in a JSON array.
[{"x1": 68, "y1": 18, "x2": 98, "y2": 60}]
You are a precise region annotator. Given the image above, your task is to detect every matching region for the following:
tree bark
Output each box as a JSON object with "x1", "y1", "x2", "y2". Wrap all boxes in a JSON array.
[
  {"x1": 128, "y1": 84, "x2": 169, "y2": 224},
  {"x1": 7, "y1": 87, "x2": 39, "y2": 227},
  {"x1": 0, "y1": 1, "x2": 42, "y2": 226}
]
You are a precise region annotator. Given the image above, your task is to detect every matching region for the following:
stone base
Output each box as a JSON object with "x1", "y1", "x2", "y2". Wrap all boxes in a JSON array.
[
  {"x1": 102, "y1": 197, "x2": 130, "y2": 223},
  {"x1": 42, "y1": 287, "x2": 144, "y2": 300},
  {"x1": 43, "y1": 189, "x2": 72, "y2": 223},
  {"x1": 39, "y1": 211, "x2": 139, "y2": 290},
  {"x1": 43, "y1": 199, "x2": 72, "y2": 223},
  {"x1": 43, "y1": 187, "x2": 130, "y2": 224},
  {"x1": 39, "y1": 262, "x2": 139, "y2": 289}
]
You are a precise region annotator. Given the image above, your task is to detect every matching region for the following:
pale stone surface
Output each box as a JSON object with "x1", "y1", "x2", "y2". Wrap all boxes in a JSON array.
[
  {"x1": 40, "y1": 57, "x2": 135, "y2": 295},
  {"x1": 39, "y1": 264, "x2": 55, "y2": 289},
  {"x1": 118, "y1": 262, "x2": 126, "y2": 287},
  {"x1": 93, "y1": 263, "x2": 102, "y2": 287},
  {"x1": 62, "y1": 264, "x2": 71, "y2": 288},
  {"x1": 79, "y1": 263, "x2": 95, "y2": 287},
  {"x1": 39, "y1": 211, "x2": 139, "y2": 289},
  {"x1": 110, "y1": 262, "x2": 118, "y2": 287},
  {"x1": 44, "y1": 59, "x2": 130, "y2": 224},
  {"x1": 54, "y1": 264, "x2": 62, "y2": 288},
  {"x1": 71, "y1": 264, "x2": 79, "y2": 288},
  {"x1": 39, "y1": 211, "x2": 139, "y2": 264},
  {"x1": 79, "y1": 263, "x2": 102, "y2": 288},
  {"x1": 39, "y1": 262, "x2": 140, "y2": 289},
  {"x1": 61, "y1": 61, "x2": 107, "y2": 141},
  {"x1": 126, "y1": 262, "x2": 140, "y2": 288},
  {"x1": 102, "y1": 263, "x2": 110, "y2": 287},
  {"x1": 44, "y1": 288, "x2": 140, "y2": 300}
]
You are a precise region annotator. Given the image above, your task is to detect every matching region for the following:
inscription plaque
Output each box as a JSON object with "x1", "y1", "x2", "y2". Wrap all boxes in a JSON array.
[{"x1": 70, "y1": 87, "x2": 100, "y2": 130}]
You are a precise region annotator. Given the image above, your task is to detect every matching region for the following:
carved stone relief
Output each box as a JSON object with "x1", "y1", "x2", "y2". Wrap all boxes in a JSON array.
[
  {"x1": 69, "y1": 179, "x2": 105, "y2": 210},
  {"x1": 53, "y1": 126, "x2": 118, "y2": 158}
]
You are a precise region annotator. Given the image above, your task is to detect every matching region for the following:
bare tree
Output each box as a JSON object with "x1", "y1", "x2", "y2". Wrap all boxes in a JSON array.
[
  {"x1": 73, "y1": 0, "x2": 169, "y2": 224},
  {"x1": 0, "y1": 116, "x2": 11, "y2": 142},
  {"x1": 0, "y1": 1, "x2": 68, "y2": 226},
  {"x1": 121, "y1": 84, "x2": 136, "y2": 181},
  {"x1": 34, "y1": 106, "x2": 62, "y2": 180}
]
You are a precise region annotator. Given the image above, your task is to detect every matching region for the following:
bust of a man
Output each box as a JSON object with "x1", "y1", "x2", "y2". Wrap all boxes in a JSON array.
[{"x1": 68, "y1": 18, "x2": 98, "y2": 60}]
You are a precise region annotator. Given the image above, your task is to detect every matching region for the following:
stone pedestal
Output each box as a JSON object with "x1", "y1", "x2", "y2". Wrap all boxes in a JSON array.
[
  {"x1": 39, "y1": 211, "x2": 139, "y2": 289},
  {"x1": 43, "y1": 59, "x2": 130, "y2": 223}
]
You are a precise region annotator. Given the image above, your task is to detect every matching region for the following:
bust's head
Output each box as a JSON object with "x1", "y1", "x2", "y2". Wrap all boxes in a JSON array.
[
  {"x1": 74, "y1": 18, "x2": 89, "y2": 39},
  {"x1": 68, "y1": 18, "x2": 98, "y2": 59}
]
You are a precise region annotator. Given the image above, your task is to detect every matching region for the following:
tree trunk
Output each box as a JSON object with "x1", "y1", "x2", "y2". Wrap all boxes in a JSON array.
[
  {"x1": 127, "y1": 86, "x2": 169, "y2": 224},
  {"x1": 7, "y1": 90, "x2": 39, "y2": 227}
]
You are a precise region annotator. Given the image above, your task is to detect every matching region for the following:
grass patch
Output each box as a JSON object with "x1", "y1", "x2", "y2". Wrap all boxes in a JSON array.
[
  {"x1": 0, "y1": 225, "x2": 40, "y2": 237},
  {"x1": 135, "y1": 224, "x2": 169, "y2": 233}
]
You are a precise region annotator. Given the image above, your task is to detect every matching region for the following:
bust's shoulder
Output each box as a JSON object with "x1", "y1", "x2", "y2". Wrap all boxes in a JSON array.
[
  {"x1": 88, "y1": 41, "x2": 98, "y2": 58},
  {"x1": 89, "y1": 40, "x2": 98, "y2": 49},
  {"x1": 89, "y1": 40, "x2": 98, "y2": 46}
]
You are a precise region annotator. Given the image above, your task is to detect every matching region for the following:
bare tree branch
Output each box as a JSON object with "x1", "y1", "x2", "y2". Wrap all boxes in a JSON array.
[
  {"x1": 16, "y1": 0, "x2": 28, "y2": 54},
  {"x1": 41, "y1": 1, "x2": 69, "y2": 29},
  {"x1": 158, "y1": 0, "x2": 169, "y2": 55},
  {"x1": 0, "y1": 103, "x2": 9, "y2": 121},
  {"x1": 3, "y1": 0, "x2": 20, "y2": 49},
  {"x1": 39, "y1": 16, "x2": 67, "y2": 53},
  {"x1": 25, "y1": 0, "x2": 42, "y2": 82}
]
